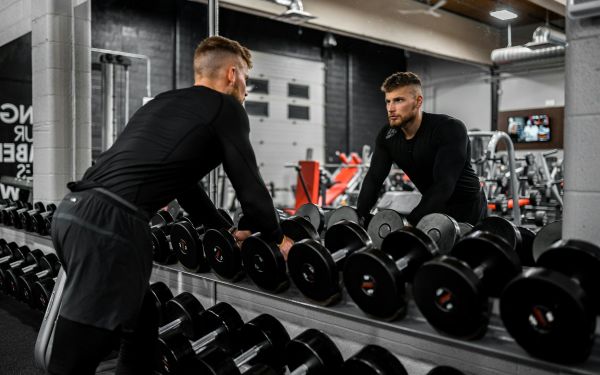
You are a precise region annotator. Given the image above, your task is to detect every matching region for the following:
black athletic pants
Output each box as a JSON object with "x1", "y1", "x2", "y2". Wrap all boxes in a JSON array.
[{"x1": 47, "y1": 290, "x2": 158, "y2": 375}]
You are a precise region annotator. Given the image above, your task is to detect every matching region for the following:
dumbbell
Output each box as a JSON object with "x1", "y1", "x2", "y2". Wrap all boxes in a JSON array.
[
  {"x1": 0, "y1": 246, "x2": 35, "y2": 291},
  {"x1": 416, "y1": 213, "x2": 464, "y2": 254},
  {"x1": 9, "y1": 202, "x2": 34, "y2": 229},
  {"x1": 32, "y1": 277, "x2": 55, "y2": 311},
  {"x1": 18, "y1": 255, "x2": 61, "y2": 305},
  {"x1": 326, "y1": 206, "x2": 360, "y2": 228},
  {"x1": 366, "y1": 209, "x2": 408, "y2": 248},
  {"x1": 343, "y1": 213, "x2": 463, "y2": 319},
  {"x1": 235, "y1": 215, "x2": 319, "y2": 292},
  {"x1": 0, "y1": 240, "x2": 16, "y2": 257},
  {"x1": 501, "y1": 239, "x2": 600, "y2": 364},
  {"x1": 0, "y1": 249, "x2": 45, "y2": 293},
  {"x1": 342, "y1": 345, "x2": 408, "y2": 375},
  {"x1": 150, "y1": 210, "x2": 178, "y2": 265},
  {"x1": 427, "y1": 366, "x2": 465, "y2": 375},
  {"x1": 19, "y1": 202, "x2": 46, "y2": 231},
  {"x1": 148, "y1": 281, "x2": 175, "y2": 325},
  {"x1": 189, "y1": 314, "x2": 290, "y2": 374},
  {"x1": 295, "y1": 203, "x2": 326, "y2": 233},
  {"x1": 31, "y1": 204, "x2": 57, "y2": 235},
  {"x1": 0, "y1": 239, "x2": 8, "y2": 255},
  {"x1": 156, "y1": 302, "x2": 243, "y2": 375},
  {"x1": 516, "y1": 226, "x2": 536, "y2": 267},
  {"x1": 170, "y1": 217, "x2": 210, "y2": 273},
  {"x1": 284, "y1": 328, "x2": 343, "y2": 375},
  {"x1": 288, "y1": 220, "x2": 372, "y2": 305},
  {"x1": 0, "y1": 200, "x2": 26, "y2": 225},
  {"x1": 5, "y1": 253, "x2": 60, "y2": 297},
  {"x1": 170, "y1": 210, "x2": 234, "y2": 272},
  {"x1": 457, "y1": 222, "x2": 473, "y2": 237},
  {"x1": 531, "y1": 220, "x2": 561, "y2": 262},
  {"x1": 158, "y1": 292, "x2": 205, "y2": 339},
  {"x1": 521, "y1": 210, "x2": 547, "y2": 227},
  {"x1": 412, "y1": 216, "x2": 522, "y2": 339}
]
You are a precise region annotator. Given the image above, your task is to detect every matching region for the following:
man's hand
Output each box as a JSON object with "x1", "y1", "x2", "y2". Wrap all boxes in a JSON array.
[
  {"x1": 232, "y1": 229, "x2": 252, "y2": 248},
  {"x1": 278, "y1": 235, "x2": 295, "y2": 261}
]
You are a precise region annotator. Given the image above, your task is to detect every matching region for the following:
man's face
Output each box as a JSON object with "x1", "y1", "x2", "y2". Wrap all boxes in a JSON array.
[
  {"x1": 229, "y1": 61, "x2": 249, "y2": 104},
  {"x1": 384, "y1": 86, "x2": 422, "y2": 128}
]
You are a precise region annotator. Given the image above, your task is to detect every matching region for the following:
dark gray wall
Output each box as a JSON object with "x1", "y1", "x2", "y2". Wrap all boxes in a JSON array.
[{"x1": 91, "y1": 0, "x2": 406, "y2": 162}]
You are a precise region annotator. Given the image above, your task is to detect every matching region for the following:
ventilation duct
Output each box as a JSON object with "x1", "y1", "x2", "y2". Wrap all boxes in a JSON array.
[{"x1": 491, "y1": 26, "x2": 566, "y2": 65}]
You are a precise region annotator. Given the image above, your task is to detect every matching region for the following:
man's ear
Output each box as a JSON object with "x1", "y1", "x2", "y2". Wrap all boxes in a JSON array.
[
  {"x1": 226, "y1": 65, "x2": 236, "y2": 86},
  {"x1": 416, "y1": 95, "x2": 424, "y2": 108}
]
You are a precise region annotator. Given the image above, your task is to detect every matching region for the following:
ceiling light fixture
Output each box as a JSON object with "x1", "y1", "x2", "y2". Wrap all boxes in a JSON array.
[{"x1": 490, "y1": 9, "x2": 518, "y2": 20}]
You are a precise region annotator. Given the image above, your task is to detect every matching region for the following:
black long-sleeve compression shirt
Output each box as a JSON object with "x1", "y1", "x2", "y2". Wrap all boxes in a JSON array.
[
  {"x1": 82, "y1": 85, "x2": 283, "y2": 242},
  {"x1": 357, "y1": 112, "x2": 481, "y2": 225}
]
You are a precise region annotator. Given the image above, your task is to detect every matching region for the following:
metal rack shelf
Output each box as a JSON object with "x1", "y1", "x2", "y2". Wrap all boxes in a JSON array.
[
  {"x1": 152, "y1": 262, "x2": 600, "y2": 375},
  {"x1": 0, "y1": 225, "x2": 597, "y2": 374}
]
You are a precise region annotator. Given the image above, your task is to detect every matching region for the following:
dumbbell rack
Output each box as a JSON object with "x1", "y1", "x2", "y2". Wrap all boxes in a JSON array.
[{"x1": 2, "y1": 225, "x2": 600, "y2": 375}]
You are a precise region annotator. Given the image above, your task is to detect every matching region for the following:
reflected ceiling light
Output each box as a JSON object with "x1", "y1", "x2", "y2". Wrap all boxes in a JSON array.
[
  {"x1": 490, "y1": 9, "x2": 518, "y2": 20},
  {"x1": 270, "y1": 0, "x2": 316, "y2": 23}
]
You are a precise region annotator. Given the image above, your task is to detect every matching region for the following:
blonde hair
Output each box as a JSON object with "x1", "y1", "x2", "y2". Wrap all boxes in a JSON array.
[{"x1": 194, "y1": 36, "x2": 252, "y2": 78}]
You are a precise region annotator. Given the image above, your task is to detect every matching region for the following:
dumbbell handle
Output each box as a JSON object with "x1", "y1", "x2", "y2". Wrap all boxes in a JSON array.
[
  {"x1": 158, "y1": 317, "x2": 184, "y2": 336},
  {"x1": 20, "y1": 262, "x2": 41, "y2": 274},
  {"x1": 0, "y1": 254, "x2": 11, "y2": 263},
  {"x1": 289, "y1": 364, "x2": 310, "y2": 375},
  {"x1": 7, "y1": 259, "x2": 25, "y2": 269},
  {"x1": 332, "y1": 249, "x2": 347, "y2": 263},
  {"x1": 35, "y1": 268, "x2": 52, "y2": 279},
  {"x1": 472, "y1": 257, "x2": 495, "y2": 280},
  {"x1": 191, "y1": 326, "x2": 222, "y2": 353},
  {"x1": 234, "y1": 344, "x2": 262, "y2": 368}
]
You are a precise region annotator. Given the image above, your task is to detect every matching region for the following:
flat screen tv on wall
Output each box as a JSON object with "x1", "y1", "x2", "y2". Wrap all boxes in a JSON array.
[{"x1": 507, "y1": 114, "x2": 550, "y2": 144}]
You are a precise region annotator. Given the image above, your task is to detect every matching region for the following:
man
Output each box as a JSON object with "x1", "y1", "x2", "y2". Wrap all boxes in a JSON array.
[
  {"x1": 357, "y1": 72, "x2": 486, "y2": 227},
  {"x1": 48, "y1": 36, "x2": 292, "y2": 374}
]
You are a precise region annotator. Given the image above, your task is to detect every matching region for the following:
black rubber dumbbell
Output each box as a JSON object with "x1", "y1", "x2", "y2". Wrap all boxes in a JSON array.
[
  {"x1": 169, "y1": 209, "x2": 234, "y2": 272},
  {"x1": 326, "y1": 206, "x2": 360, "y2": 228},
  {"x1": 343, "y1": 213, "x2": 465, "y2": 320},
  {"x1": 516, "y1": 226, "x2": 536, "y2": 267},
  {"x1": 148, "y1": 281, "x2": 175, "y2": 326},
  {"x1": 19, "y1": 202, "x2": 46, "y2": 232},
  {"x1": 284, "y1": 328, "x2": 343, "y2": 375},
  {"x1": 0, "y1": 201, "x2": 26, "y2": 226},
  {"x1": 237, "y1": 215, "x2": 320, "y2": 293},
  {"x1": 31, "y1": 204, "x2": 57, "y2": 235},
  {"x1": 366, "y1": 209, "x2": 408, "y2": 249},
  {"x1": 32, "y1": 276, "x2": 55, "y2": 311},
  {"x1": 295, "y1": 203, "x2": 326, "y2": 233},
  {"x1": 0, "y1": 249, "x2": 44, "y2": 293},
  {"x1": 412, "y1": 216, "x2": 522, "y2": 339},
  {"x1": 0, "y1": 240, "x2": 16, "y2": 258},
  {"x1": 6, "y1": 253, "x2": 59, "y2": 297},
  {"x1": 0, "y1": 246, "x2": 35, "y2": 291},
  {"x1": 170, "y1": 217, "x2": 209, "y2": 273},
  {"x1": 9, "y1": 202, "x2": 33, "y2": 229},
  {"x1": 157, "y1": 302, "x2": 243, "y2": 375},
  {"x1": 158, "y1": 292, "x2": 205, "y2": 339},
  {"x1": 288, "y1": 220, "x2": 372, "y2": 305},
  {"x1": 18, "y1": 255, "x2": 62, "y2": 305},
  {"x1": 531, "y1": 220, "x2": 561, "y2": 262},
  {"x1": 189, "y1": 314, "x2": 290, "y2": 375},
  {"x1": 501, "y1": 239, "x2": 600, "y2": 364},
  {"x1": 342, "y1": 345, "x2": 408, "y2": 375},
  {"x1": 521, "y1": 209, "x2": 547, "y2": 227},
  {"x1": 201, "y1": 211, "x2": 263, "y2": 282},
  {"x1": 427, "y1": 366, "x2": 465, "y2": 375},
  {"x1": 149, "y1": 210, "x2": 179, "y2": 265},
  {"x1": 416, "y1": 213, "x2": 465, "y2": 254}
]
